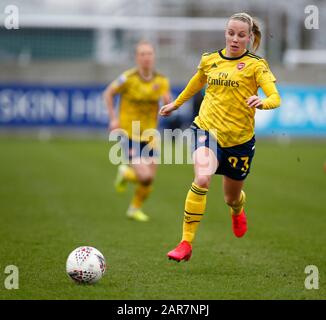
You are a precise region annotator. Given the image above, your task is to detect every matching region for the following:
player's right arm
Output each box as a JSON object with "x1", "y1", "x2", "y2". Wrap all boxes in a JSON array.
[
  {"x1": 159, "y1": 70, "x2": 207, "y2": 117},
  {"x1": 103, "y1": 72, "x2": 128, "y2": 131},
  {"x1": 103, "y1": 83, "x2": 120, "y2": 131},
  {"x1": 159, "y1": 54, "x2": 208, "y2": 117}
]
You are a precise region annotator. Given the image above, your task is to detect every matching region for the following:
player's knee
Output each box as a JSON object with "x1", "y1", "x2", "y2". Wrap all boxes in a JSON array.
[
  {"x1": 140, "y1": 177, "x2": 153, "y2": 186},
  {"x1": 194, "y1": 175, "x2": 211, "y2": 189},
  {"x1": 138, "y1": 173, "x2": 154, "y2": 185}
]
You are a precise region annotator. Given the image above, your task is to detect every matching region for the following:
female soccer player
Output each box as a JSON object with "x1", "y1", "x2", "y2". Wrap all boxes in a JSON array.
[
  {"x1": 159, "y1": 13, "x2": 281, "y2": 261},
  {"x1": 104, "y1": 40, "x2": 171, "y2": 222}
]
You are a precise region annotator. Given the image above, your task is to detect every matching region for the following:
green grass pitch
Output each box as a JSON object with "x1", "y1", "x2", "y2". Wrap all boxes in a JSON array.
[{"x1": 0, "y1": 136, "x2": 325, "y2": 299}]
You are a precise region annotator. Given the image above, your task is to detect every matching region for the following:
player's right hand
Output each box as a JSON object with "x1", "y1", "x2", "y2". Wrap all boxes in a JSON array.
[{"x1": 159, "y1": 102, "x2": 178, "y2": 117}]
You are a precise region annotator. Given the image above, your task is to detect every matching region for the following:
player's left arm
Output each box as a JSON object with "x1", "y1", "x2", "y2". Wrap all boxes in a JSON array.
[
  {"x1": 160, "y1": 78, "x2": 173, "y2": 108},
  {"x1": 247, "y1": 81, "x2": 281, "y2": 110},
  {"x1": 247, "y1": 59, "x2": 281, "y2": 110},
  {"x1": 162, "y1": 89, "x2": 173, "y2": 105}
]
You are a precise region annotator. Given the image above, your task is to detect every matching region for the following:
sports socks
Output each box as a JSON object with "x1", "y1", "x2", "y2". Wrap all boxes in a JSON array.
[
  {"x1": 229, "y1": 190, "x2": 246, "y2": 215},
  {"x1": 131, "y1": 183, "x2": 153, "y2": 209},
  {"x1": 182, "y1": 182, "x2": 208, "y2": 243}
]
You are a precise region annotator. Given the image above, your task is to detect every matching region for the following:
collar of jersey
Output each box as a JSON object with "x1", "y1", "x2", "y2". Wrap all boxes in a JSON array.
[
  {"x1": 218, "y1": 48, "x2": 249, "y2": 60},
  {"x1": 137, "y1": 70, "x2": 156, "y2": 82}
]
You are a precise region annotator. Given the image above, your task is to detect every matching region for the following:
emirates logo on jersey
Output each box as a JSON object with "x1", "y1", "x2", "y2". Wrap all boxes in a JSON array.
[{"x1": 237, "y1": 62, "x2": 246, "y2": 70}]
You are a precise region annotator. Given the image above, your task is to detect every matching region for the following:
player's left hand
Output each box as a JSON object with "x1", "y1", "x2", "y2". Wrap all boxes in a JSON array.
[{"x1": 246, "y1": 95, "x2": 263, "y2": 109}]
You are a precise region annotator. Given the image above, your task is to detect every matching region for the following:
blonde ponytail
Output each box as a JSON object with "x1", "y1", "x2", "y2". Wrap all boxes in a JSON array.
[{"x1": 251, "y1": 19, "x2": 261, "y2": 52}]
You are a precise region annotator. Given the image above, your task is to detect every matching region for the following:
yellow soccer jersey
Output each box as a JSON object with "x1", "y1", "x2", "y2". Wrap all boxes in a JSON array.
[
  {"x1": 194, "y1": 48, "x2": 276, "y2": 147},
  {"x1": 111, "y1": 68, "x2": 170, "y2": 141}
]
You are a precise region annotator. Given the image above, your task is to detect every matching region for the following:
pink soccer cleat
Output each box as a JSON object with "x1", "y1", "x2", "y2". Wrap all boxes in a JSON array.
[
  {"x1": 167, "y1": 240, "x2": 192, "y2": 262},
  {"x1": 232, "y1": 209, "x2": 248, "y2": 238}
]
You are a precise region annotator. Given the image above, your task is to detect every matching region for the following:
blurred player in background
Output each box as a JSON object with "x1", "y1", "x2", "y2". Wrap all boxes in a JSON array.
[
  {"x1": 104, "y1": 40, "x2": 171, "y2": 222},
  {"x1": 160, "y1": 13, "x2": 281, "y2": 261}
]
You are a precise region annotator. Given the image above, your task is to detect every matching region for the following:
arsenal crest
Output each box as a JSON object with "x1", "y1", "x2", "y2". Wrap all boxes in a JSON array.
[
  {"x1": 153, "y1": 83, "x2": 160, "y2": 90},
  {"x1": 237, "y1": 62, "x2": 245, "y2": 70}
]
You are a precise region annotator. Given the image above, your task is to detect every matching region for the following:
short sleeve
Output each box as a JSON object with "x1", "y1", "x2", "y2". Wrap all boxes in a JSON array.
[
  {"x1": 111, "y1": 73, "x2": 128, "y2": 94},
  {"x1": 255, "y1": 59, "x2": 276, "y2": 87}
]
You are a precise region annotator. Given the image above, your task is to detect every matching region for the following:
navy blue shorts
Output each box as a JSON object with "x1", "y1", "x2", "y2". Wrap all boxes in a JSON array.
[
  {"x1": 120, "y1": 135, "x2": 159, "y2": 161},
  {"x1": 190, "y1": 123, "x2": 255, "y2": 181}
]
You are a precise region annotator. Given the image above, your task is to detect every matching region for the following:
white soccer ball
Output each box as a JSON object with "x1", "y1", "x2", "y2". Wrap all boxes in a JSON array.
[{"x1": 66, "y1": 246, "x2": 106, "y2": 284}]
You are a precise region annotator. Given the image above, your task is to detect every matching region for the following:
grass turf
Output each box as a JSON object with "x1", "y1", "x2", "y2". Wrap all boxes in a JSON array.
[{"x1": 0, "y1": 137, "x2": 325, "y2": 299}]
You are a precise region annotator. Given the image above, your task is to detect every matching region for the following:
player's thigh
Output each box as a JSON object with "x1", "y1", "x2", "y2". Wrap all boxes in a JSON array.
[
  {"x1": 148, "y1": 162, "x2": 157, "y2": 177},
  {"x1": 193, "y1": 146, "x2": 219, "y2": 187}
]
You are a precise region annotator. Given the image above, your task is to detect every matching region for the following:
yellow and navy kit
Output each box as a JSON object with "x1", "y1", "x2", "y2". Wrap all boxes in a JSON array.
[
  {"x1": 111, "y1": 68, "x2": 170, "y2": 141},
  {"x1": 175, "y1": 48, "x2": 281, "y2": 147},
  {"x1": 190, "y1": 122, "x2": 255, "y2": 180}
]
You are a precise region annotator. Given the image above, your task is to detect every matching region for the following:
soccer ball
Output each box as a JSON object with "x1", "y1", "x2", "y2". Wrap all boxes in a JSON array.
[{"x1": 66, "y1": 246, "x2": 106, "y2": 284}]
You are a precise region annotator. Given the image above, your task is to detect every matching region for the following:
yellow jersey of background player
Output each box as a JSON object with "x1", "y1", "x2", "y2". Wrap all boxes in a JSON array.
[
  {"x1": 110, "y1": 67, "x2": 170, "y2": 141},
  {"x1": 103, "y1": 40, "x2": 171, "y2": 223}
]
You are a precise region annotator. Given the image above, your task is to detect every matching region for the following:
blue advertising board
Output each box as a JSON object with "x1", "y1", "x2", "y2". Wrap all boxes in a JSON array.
[
  {"x1": 255, "y1": 85, "x2": 326, "y2": 136},
  {"x1": 0, "y1": 83, "x2": 325, "y2": 136},
  {"x1": 0, "y1": 84, "x2": 107, "y2": 127}
]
